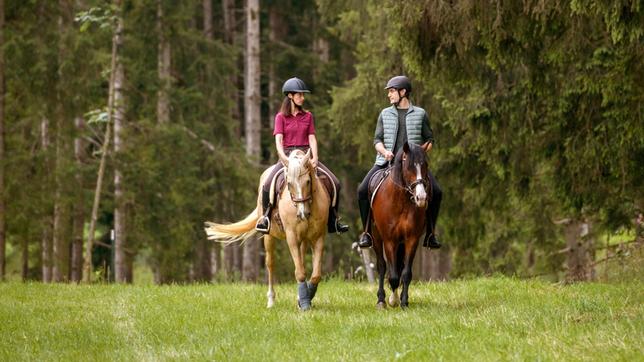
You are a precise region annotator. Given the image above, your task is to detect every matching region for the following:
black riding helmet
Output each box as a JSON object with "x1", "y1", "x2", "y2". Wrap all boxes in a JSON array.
[
  {"x1": 282, "y1": 77, "x2": 311, "y2": 95},
  {"x1": 385, "y1": 75, "x2": 412, "y2": 97}
]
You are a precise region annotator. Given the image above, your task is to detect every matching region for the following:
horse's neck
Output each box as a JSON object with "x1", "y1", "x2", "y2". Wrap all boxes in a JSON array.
[
  {"x1": 383, "y1": 177, "x2": 414, "y2": 208},
  {"x1": 311, "y1": 172, "x2": 323, "y2": 202}
]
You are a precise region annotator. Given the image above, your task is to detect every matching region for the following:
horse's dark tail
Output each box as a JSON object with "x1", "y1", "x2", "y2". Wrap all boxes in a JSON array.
[{"x1": 204, "y1": 207, "x2": 260, "y2": 245}]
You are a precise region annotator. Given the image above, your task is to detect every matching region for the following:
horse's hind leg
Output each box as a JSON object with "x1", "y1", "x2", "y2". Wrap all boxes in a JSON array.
[
  {"x1": 264, "y1": 235, "x2": 276, "y2": 308},
  {"x1": 375, "y1": 248, "x2": 387, "y2": 309}
]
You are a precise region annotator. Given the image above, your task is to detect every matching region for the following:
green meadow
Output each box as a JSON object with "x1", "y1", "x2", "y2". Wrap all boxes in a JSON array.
[{"x1": 1, "y1": 277, "x2": 642, "y2": 361}]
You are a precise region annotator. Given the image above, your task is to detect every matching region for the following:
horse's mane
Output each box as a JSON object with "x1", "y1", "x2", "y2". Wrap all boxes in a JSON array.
[
  {"x1": 390, "y1": 142, "x2": 426, "y2": 186},
  {"x1": 286, "y1": 150, "x2": 310, "y2": 180}
]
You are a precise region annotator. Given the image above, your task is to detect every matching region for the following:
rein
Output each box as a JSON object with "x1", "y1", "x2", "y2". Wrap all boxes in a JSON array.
[{"x1": 387, "y1": 164, "x2": 428, "y2": 201}]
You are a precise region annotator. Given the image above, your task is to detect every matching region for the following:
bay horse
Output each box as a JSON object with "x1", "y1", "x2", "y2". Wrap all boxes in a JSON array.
[
  {"x1": 204, "y1": 149, "x2": 329, "y2": 311},
  {"x1": 371, "y1": 141, "x2": 431, "y2": 309}
]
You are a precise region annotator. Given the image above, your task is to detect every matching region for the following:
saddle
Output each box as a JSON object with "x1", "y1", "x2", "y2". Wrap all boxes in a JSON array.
[
  {"x1": 368, "y1": 168, "x2": 391, "y2": 207},
  {"x1": 268, "y1": 167, "x2": 337, "y2": 209}
]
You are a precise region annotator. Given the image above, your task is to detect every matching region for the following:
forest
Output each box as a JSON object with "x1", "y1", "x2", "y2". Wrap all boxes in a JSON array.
[{"x1": 0, "y1": 0, "x2": 642, "y2": 284}]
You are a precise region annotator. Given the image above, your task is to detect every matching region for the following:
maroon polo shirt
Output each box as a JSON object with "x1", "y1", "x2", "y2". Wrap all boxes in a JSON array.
[{"x1": 273, "y1": 111, "x2": 316, "y2": 147}]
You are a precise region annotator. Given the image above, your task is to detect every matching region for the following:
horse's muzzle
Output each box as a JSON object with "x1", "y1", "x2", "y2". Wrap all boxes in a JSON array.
[
  {"x1": 414, "y1": 184, "x2": 427, "y2": 208},
  {"x1": 297, "y1": 208, "x2": 310, "y2": 220}
]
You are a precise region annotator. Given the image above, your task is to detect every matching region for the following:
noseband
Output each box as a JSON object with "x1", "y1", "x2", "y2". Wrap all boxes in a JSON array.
[
  {"x1": 406, "y1": 178, "x2": 428, "y2": 197},
  {"x1": 288, "y1": 169, "x2": 313, "y2": 205},
  {"x1": 388, "y1": 159, "x2": 429, "y2": 202}
]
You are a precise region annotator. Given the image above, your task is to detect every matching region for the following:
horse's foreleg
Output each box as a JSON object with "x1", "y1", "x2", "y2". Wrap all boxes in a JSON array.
[
  {"x1": 299, "y1": 240, "x2": 308, "y2": 271},
  {"x1": 285, "y1": 232, "x2": 306, "y2": 282},
  {"x1": 400, "y1": 239, "x2": 419, "y2": 309},
  {"x1": 264, "y1": 235, "x2": 276, "y2": 308},
  {"x1": 286, "y1": 232, "x2": 310, "y2": 310},
  {"x1": 307, "y1": 237, "x2": 324, "y2": 302},
  {"x1": 384, "y1": 241, "x2": 400, "y2": 308}
]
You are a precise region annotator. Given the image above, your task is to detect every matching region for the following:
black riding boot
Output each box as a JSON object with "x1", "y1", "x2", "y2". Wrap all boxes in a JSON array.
[
  {"x1": 255, "y1": 189, "x2": 272, "y2": 234},
  {"x1": 327, "y1": 193, "x2": 349, "y2": 234},
  {"x1": 357, "y1": 198, "x2": 372, "y2": 248},
  {"x1": 423, "y1": 207, "x2": 441, "y2": 249},
  {"x1": 327, "y1": 207, "x2": 349, "y2": 233},
  {"x1": 423, "y1": 175, "x2": 443, "y2": 249}
]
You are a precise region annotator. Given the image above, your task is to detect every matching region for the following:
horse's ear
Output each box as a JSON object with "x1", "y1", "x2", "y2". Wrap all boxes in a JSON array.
[
  {"x1": 403, "y1": 141, "x2": 410, "y2": 154},
  {"x1": 421, "y1": 142, "x2": 432, "y2": 152},
  {"x1": 302, "y1": 149, "x2": 312, "y2": 165}
]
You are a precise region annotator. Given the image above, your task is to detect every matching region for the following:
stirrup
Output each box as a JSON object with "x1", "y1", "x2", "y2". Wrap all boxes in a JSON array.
[
  {"x1": 255, "y1": 216, "x2": 270, "y2": 233},
  {"x1": 329, "y1": 218, "x2": 349, "y2": 234},
  {"x1": 335, "y1": 220, "x2": 349, "y2": 233},
  {"x1": 358, "y1": 232, "x2": 373, "y2": 248},
  {"x1": 423, "y1": 233, "x2": 441, "y2": 249}
]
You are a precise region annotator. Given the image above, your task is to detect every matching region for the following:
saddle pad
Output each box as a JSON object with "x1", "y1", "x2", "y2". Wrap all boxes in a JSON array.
[
  {"x1": 271, "y1": 169, "x2": 335, "y2": 208},
  {"x1": 368, "y1": 168, "x2": 390, "y2": 207}
]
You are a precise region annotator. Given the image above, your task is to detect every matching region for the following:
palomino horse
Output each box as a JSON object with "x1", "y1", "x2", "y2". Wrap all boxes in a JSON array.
[
  {"x1": 204, "y1": 150, "x2": 330, "y2": 311},
  {"x1": 371, "y1": 141, "x2": 431, "y2": 309}
]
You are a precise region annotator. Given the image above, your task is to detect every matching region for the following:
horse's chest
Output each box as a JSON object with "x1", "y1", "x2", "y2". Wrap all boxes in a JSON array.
[{"x1": 389, "y1": 210, "x2": 425, "y2": 236}]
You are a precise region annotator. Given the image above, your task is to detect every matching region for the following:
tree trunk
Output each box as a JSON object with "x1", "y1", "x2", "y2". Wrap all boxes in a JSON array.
[
  {"x1": 242, "y1": 0, "x2": 260, "y2": 282},
  {"x1": 52, "y1": 0, "x2": 73, "y2": 283},
  {"x1": 437, "y1": 244, "x2": 451, "y2": 280},
  {"x1": 417, "y1": 248, "x2": 429, "y2": 281},
  {"x1": 417, "y1": 244, "x2": 450, "y2": 282},
  {"x1": 244, "y1": 0, "x2": 260, "y2": 159},
  {"x1": 51, "y1": 160, "x2": 70, "y2": 282},
  {"x1": 203, "y1": 0, "x2": 212, "y2": 38},
  {"x1": 83, "y1": 0, "x2": 121, "y2": 283},
  {"x1": 21, "y1": 237, "x2": 29, "y2": 280},
  {"x1": 41, "y1": 118, "x2": 53, "y2": 283},
  {"x1": 222, "y1": 0, "x2": 240, "y2": 278},
  {"x1": 70, "y1": 117, "x2": 85, "y2": 282},
  {"x1": 222, "y1": 0, "x2": 241, "y2": 137},
  {"x1": 0, "y1": 0, "x2": 5, "y2": 281},
  {"x1": 267, "y1": 4, "x2": 285, "y2": 128},
  {"x1": 564, "y1": 219, "x2": 594, "y2": 282},
  {"x1": 359, "y1": 247, "x2": 375, "y2": 283},
  {"x1": 157, "y1": 0, "x2": 171, "y2": 125},
  {"x1": 193, "y1": 0, "x2": 215, "y2": 283},
  {"x1": 113, "y1": 2, "x2": 129, "y2": 283}
]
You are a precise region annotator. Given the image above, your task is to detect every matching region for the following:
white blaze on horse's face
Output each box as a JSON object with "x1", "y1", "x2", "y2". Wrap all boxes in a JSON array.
[
  {"x1": 287, "y1": 151, "x2": 312, "y2": 220},
  {"x1": 414, "y1": 163, "x2": 427, "y2": 208}
]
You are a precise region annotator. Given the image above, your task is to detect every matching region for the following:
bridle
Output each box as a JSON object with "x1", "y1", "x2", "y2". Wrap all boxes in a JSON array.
[
  {"x1": 388, "y1": 160, "x2": 429, "y2": 202},
  {"x1": 288, "y1": 169, "x2": 313, "y2": 205}
]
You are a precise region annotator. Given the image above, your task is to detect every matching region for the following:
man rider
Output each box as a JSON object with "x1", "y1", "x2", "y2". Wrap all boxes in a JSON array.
[{"x1": 356, "y1": 75, "x2": 442, "y2": 249}]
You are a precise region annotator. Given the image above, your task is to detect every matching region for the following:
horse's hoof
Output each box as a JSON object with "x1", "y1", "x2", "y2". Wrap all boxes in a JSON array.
[
  {"x1": 306, "y1": 282, "x2": 318, "y2": 301},
  {"x1": 298, "y1": 300, "x2": 311, "y2": 311},
  {"x1": 376, "y1": 302, "x2": 386, "y2": 310},
  {"x1": 401, "y1": 303, "x2": 409, "y2": 310},
  {"x1": 297, "y1": 282, "x2": 311, "y2": 310},
  {"x1": 388, "y1": 294, "x2": 400, "y2": 308},
  {"x1": 267, "y1": 299, "x2": 274, "y2": 308}
]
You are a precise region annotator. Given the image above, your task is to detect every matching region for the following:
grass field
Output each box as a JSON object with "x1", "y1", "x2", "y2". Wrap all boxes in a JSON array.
[{"x1": 1, "y1": 277, "x2": 642, "y2": 361}]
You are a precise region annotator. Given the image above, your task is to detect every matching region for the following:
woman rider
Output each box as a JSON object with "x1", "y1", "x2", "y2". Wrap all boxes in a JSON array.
[{"x1": 255, "y1": 77, "x2": 349, "y2": 234}]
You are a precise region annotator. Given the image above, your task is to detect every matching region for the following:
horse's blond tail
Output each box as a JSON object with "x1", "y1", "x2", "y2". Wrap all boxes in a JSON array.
[{"x1": 204, "y1": 207, "x2": 260, "y2": 245}]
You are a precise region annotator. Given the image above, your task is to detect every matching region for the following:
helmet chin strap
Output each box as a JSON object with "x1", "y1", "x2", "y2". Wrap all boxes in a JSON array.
[{"x1": 394, "y1": 89, "x2": 407, "y2": 107}]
